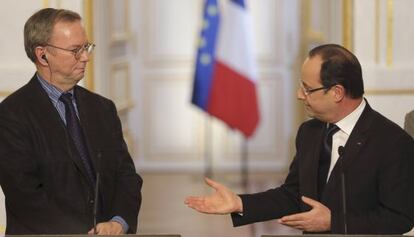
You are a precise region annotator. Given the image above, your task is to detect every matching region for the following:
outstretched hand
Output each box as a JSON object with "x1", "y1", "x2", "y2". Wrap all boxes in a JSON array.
[
  {"x1": 278, "y1": 196, "x2": 331, "y2": 232},
  {"x1": 184, "y1": 177, "x2": 243, "y2": 215}
]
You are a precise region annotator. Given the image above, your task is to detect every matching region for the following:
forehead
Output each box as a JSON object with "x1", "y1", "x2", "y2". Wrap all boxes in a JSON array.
[
  {"x1": 50, "y1": 20, "x2": 87, "y2": 45},
  {"x1": 301, "y1": 55, "x2": 323, "y2": 86}
]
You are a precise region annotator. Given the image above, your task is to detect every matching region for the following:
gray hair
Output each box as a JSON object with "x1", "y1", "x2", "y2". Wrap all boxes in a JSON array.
[{"x1": 24, "y1": 8, "x2": 81, "y2": 62}]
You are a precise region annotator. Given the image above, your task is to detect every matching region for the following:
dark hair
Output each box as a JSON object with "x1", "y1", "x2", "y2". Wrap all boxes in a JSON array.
[
  {"x1": 24, "y1": 8, "x2": 81, "y2": 63},
  {"x1": 309, "y1": 44, "x2": 364, "y2": 98}
]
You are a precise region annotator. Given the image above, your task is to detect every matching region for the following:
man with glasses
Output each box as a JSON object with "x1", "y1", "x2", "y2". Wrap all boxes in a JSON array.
[
  {"x1": 185, "y1": 44, "x2": 414, "y2": 234},
  {"x1": 0, "y1": 8, "x2": 142, "y2": 235}
]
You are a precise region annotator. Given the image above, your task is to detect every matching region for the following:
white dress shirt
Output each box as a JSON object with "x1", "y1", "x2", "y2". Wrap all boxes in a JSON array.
[{"x1": 326, "y1": 99, "x2": 366, "y2": 180}]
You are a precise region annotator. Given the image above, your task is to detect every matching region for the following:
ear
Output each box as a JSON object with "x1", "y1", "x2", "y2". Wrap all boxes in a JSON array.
[
  {"x1": 35, "y1": 46, "x2": 48, "y2": 66},
  {"x1": 332, "y1": 84, "x2": 345, "y2": 102}
]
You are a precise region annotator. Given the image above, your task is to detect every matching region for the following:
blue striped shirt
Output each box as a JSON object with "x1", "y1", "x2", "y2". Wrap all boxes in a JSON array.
[
  {"x1": 36, "y1": 74, "x2": 78, "y2": 125},
  {"x1": 36, "y1": 74, "x2": 129, "y2": 233}
]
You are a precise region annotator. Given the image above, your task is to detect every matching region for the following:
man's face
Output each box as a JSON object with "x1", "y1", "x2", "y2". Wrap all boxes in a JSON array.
[
  {"x1": 45, "y1": 20, "x2": 89, "y2": 89},
  {"x1": 297, "y1": 56, "x2": 336, "y2": 122}
]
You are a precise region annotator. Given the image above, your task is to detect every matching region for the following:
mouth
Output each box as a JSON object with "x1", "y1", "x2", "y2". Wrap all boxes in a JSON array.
[
  {"x1": 76, "y1": 64, "x2": 87, "y2": 71},
  {"x1": 76, "y1": 68, "x2": 85, "y2": 73}
]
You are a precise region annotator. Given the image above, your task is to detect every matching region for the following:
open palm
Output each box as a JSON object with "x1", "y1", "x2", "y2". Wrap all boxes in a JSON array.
[{"x1": 185, "y1": 177, "x2": 242, "y2": 214}]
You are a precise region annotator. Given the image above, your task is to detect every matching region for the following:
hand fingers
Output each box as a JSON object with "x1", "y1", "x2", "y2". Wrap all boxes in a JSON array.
[
  {"x1": 280, "y1": 212, "x2": 306, "y2": 222},
  {"x1": 280, "y1": 222, "x2": 306, "y2": 230},
  {"x1": 88, "y1": 222, "x2": 123, "y2": 235},
  {"x1": 279, "y1": 218, "x2": 312, "y2": 231},
  {"x1": 279, "y1": 219, "x2": 306, "y2": 230},
  {"x1": 87, "y1": 225, "x2": 100, "y2": 234},
  {"x1": 279, "y1": 219, "x2": 304, "y2": 226},
  {"x1": 185, "y1": 197, "x2": 204, "y2": 207},
  {"x1": 187, "y1": 201, "x2": 213, "y2": 214},
  {"x1": 192, "y1": 204, "x2": 213, "y2": 214},
  {"x1": 87, "y1": 224, "x2": 102, "y2": 235},
  {"x1": 96, "y1": 224, "x2": 105, "y2": 235},
  {"x1": 185, "y1": 196, "x2": 204, "y2": 204},
  {"x1": 204, "y1": 177, "x2": 223, "y2": 190},
  {"x1": 184, "y1": 197, "x2": 213, "y2": 213}
]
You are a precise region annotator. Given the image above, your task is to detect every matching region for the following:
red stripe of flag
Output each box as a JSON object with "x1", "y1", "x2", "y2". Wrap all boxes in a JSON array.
[{"x1": 207, "y1": 61, "x2": 259, "y2": 137}]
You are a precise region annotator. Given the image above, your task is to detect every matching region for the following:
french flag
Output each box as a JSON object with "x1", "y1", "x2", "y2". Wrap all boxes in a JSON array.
[{"x1": 192, "y1": 0, "x2": 260, "y2": 138}]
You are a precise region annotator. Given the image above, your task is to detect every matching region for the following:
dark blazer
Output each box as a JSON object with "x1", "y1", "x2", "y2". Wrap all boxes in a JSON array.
[
  {"x1": 0, "y1": 75, "x2": 142, "y2": 234},
  {"x1": 232, "y1": 102, "x2": 414, "y2": 234}
]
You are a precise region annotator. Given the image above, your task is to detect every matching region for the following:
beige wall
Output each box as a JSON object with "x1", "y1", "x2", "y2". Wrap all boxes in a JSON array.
[{"x1": 354, "y1": 0, "x2": 414, "y2": 125}]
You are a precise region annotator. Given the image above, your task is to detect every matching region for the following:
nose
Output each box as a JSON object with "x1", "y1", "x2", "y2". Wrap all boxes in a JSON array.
[
  {"x1": 79, "y1": 50, "x2": 90, "y2": 62},
  {"x1": 79, "y1": 49, "x2": 90, "y2": 62},
  {"x1": 297, "y1": 88, "x2": 306, "y2": 100}
]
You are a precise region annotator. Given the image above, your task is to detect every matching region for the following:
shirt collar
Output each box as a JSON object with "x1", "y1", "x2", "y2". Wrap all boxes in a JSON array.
[
  {"x1": 334, "y1": 99, "x2": 366, "y2": 136},
  {"x1": 36, "y1": 73, "x2": 74, "y2": 101}
]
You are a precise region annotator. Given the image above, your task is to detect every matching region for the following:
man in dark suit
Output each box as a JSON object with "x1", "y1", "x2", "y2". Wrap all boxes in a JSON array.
[
  {"x1": 0, "y1": 8, "x2": 142, "y2": 235},
  {"x1": 185, "y1": 44, "x2": 414, "y2": 234}
]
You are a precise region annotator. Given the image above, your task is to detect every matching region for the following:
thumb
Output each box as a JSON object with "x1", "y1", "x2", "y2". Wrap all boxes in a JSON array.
[
  {"x1": 301, "y1": 196, "x2": 320, "y2": 207},
  {"x1": 204, "y1": 177, "x2": 223, "y2": 190}
]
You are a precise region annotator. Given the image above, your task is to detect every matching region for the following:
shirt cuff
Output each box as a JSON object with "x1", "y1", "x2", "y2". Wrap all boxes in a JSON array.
[{"x1": 111, "y1": 216, "x2": 129, "y2": 233}]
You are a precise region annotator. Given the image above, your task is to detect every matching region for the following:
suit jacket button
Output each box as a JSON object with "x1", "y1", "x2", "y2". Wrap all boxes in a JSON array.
[{"x1": 90, "y1": 200, "x2": 94, "y2": 204}]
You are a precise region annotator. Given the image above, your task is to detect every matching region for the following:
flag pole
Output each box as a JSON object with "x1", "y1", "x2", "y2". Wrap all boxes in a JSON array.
[
  {"x1": 204, "y1": 116, "x2": 213, "y2": 178},
  {"x1": 241, "y1": 136, "x2": 256, "y2": 237},
  {"x1": 241, "y1": 137, "x2": 248, "y2": 193}
]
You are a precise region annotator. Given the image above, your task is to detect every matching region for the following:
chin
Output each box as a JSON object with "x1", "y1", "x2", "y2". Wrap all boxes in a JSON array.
[{"x1": 74, "y1": 74, "x2": 85, "y2": 81}]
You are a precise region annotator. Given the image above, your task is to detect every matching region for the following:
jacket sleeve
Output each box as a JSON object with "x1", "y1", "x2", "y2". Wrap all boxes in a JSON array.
[
  {"x1": 231, "y1": 159, "x2": 301, "y2": 226},
  {"x1": 231, "y1": 124, "x2": 307, "y2": 227},
  {"x1": 107, "y1": 101, "x2": 143, "y2": 233}
]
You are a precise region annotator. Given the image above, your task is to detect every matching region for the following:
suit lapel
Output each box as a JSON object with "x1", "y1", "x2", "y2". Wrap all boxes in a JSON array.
[
  {"x1": 322, "y1": 102, "x2": 373, "y2": 203},
  {"x1": 341, "y1": 102, "x2": 373, "y2": 171},
  {"x1": 27, "y1": 76, "x2": 66, "y2": 130}
]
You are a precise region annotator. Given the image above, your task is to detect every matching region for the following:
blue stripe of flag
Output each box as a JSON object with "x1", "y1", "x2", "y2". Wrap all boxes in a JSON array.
[
  {"x1": 191, "y1": 0, "x2": 220, "y2": 110},
  {"x1": 230, "y1": 0, "x2": 245, "y2": 8}
]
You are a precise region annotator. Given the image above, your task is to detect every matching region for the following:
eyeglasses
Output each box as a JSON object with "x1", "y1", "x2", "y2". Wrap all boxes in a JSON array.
[
  {"x1": 300, "y1": 82, "x2": 336, "y2": 96},
  {"x1": 45, "y1": 42, "x2": 95, "y2": 60}
]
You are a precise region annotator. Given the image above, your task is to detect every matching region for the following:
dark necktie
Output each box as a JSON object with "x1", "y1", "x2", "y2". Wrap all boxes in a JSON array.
[
  {"x1": 318, "y1": 123, "x2": 340, "y2": 199},
  {"x1": 60, "y1": 93, "x2": 96, "y2": 184}
]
